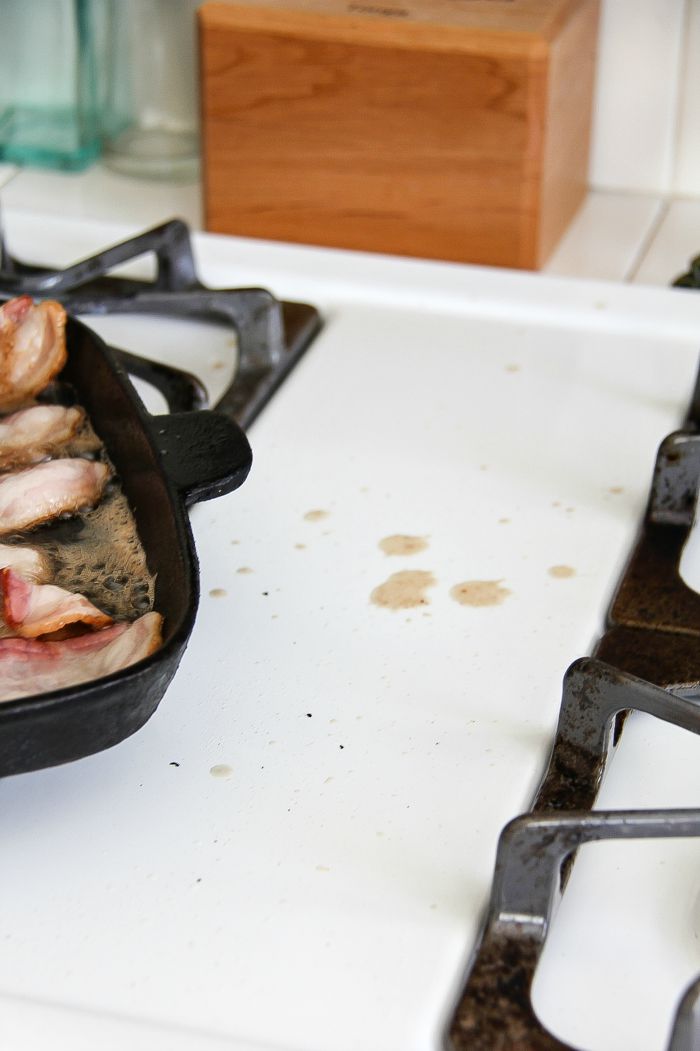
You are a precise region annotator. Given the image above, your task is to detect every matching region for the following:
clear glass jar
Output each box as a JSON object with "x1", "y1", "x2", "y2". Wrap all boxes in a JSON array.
[{"x1": 101, "y1": 0, "x2": 200, "y2": 182}]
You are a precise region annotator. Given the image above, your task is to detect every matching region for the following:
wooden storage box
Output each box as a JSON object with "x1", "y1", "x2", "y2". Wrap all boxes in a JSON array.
[{"x1": 199, "y1": 0, "x2": 599, "y2": 268}]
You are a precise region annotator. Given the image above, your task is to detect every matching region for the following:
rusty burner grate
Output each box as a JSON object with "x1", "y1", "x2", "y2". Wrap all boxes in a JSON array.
[
  {"x1": 448, "y1": 276, "x2": 700, "y2": 1049},
  {"x1": 0, "y1": 214, "x2": 322, "y2": 428}
]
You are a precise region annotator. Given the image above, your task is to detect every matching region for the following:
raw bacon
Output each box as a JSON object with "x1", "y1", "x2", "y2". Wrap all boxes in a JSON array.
[
  {"x1": 0, "y1": 543, "x2": 50, "y2": 583},
  {"x1": 0, "y1": 297, "x2": 67, "y2": 411},
  {"x1": 0, "y1": 612, "x2": 163, "y2": 701},
  {"x1": 1, "y1": 568, "x2": 112, "y2": 638},
  {"x1": 0, "y1": 457, "x2": 110, "y2": 535},
  {"x1": 0, "y1": 404, "x2": 84, "y2": 470}
]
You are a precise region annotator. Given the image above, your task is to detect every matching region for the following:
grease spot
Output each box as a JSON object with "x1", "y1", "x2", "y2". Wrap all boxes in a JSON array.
[
  {"x1": 236, "y1": 566, "x2": 253, "y2": 575},
  {"x1": 548, "y1": 564, "x2": 576, "y2": 579},
  {"x1": 450, "y1": 580, "x2": 511, "y2": 607},
  {"x1": 316, "y1": 865, "x2": 331, "y2": 872},
  {"x1": 505, "y1": 363, "x2": 520, "y2": 373},
  {"x1": 209, "y1": 588, "x2": 227, "y2": 598},
  {"x1": 304, "y1": 509, "x2": 329, "y2": 522},
  {"x1": 379, "y1": 534, "x2": 428, "y2": 557},
  {"x1": 498, "y1": 517, "x2": 510, "y2": 524},
  {"x1": 210, "y1": 764, "x2": 233, "y2": 779},
  {"x1": 294, "y1": 543, "x2": 306, "y2": 550},
  {"x1": 371, "y1": 570, "x2": 436, "y2": 610},
  {"x1": 609, "y1": 486, "x2": 624, "y2": 495}
]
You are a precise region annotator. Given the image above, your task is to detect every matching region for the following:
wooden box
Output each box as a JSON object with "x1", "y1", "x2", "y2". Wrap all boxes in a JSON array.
[{"x1": 199, "y1": 0, "x2": 599, "y2": 268}]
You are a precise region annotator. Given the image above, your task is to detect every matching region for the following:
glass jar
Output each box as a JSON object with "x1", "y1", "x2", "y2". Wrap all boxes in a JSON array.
[
  {"x1": 101, "y1": 0, "x2": 200, "y2": 182},
  {"x1": 0, "y1": 0, "x2": 105, "y2": 170}
]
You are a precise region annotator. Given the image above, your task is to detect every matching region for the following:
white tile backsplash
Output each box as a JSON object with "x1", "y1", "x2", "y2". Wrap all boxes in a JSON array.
[
  {"x1": 589, "y1": 0, "x2": 687, "y2": 194},
  {"x1": 673, "y1": 0, "x2": 700, "y2": 195}
]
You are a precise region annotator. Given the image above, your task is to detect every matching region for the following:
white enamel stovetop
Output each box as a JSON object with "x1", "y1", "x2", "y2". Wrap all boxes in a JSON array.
[{"x1": 2, "y1": 211, "x2": 700, "y2": 1051}]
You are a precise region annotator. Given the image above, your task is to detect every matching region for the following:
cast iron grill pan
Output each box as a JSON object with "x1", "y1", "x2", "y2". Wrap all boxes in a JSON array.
[{"x1": 0, "y1": 310, "x2": 252, "y2": 777}]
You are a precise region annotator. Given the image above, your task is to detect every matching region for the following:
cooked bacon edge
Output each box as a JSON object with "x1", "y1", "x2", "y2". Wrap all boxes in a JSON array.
[
  {"x1": 0, "y1": 404, "x2": 84, "y2": 470},
  {"x1": 1, "y1": 568, "x2": 112, "y2": 638},
  {"x1": 0, "y1": 611, "x2": 163, "y2": 701},
  {"x1": 0, "y1": 457, "x2": 110, "y2": 535},
  {"x1": 0, "y1": 297, "x2": 67, "y2": 412},
  {"x1": 0, "y1": 543, "x2": 50, "y2": 583}
]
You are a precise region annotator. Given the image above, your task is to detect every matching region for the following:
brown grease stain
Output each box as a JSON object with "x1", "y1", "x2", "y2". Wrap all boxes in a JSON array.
[
  {"x1": 236, "y1": 567, "x2": 252, "y2": 575},
  {"x1": 379, "y1": 534, "x2": 428, "y2": 557},
  {"x1": 450, "y1": 580, "x2": 511, "y2": 607},
  {"x1": 548, "y1": 565, "x2": 575, "y2": 579},
  {"x1": 609, "y1": 486, "x2": 624, "y2": 495},
  {"x1": 304, "y1": 509, "x2": 329, "y2": 522},
  {"x1": 371, "y1": 570, "x2": 436, "y2": 610},
  {"x1": 209, "y1": 587, "x2": 227, "y2": 597},
  {"x1": 210, "y1": 764, "x2": 233, "y2": 779}
]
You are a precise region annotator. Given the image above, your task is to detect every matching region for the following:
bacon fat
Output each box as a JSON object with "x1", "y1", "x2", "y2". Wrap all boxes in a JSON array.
[
  {"x1": 0, "y1": 457, "x2": 110, "y2": 535},
  {"x1": 1, "y1": 568, "x2": 112, "y2": 638},
  {"x1": 0, "y1": 612, "x2": 163, "y2": 701},
  {"x1": 0, "y1": 297, "x2": 67, "y2": 411},
  {"x1": 0, "y1": 404, "x2": 84, "y2": 470}
]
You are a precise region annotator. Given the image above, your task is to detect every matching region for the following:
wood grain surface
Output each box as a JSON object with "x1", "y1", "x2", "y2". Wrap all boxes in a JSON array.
[{"x1": 200, "y1": 0, "x2": 599, "y2": 267}]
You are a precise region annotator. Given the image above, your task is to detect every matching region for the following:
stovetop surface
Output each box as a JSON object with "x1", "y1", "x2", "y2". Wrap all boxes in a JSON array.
[{"x1": 2, "y1": 212, "x2": 700, "y2": 1051}]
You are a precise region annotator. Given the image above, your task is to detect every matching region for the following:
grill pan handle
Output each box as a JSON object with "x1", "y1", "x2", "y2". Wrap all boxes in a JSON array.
[{"x1": 153, "y1": 411, "x2": 252, "y2": 507}]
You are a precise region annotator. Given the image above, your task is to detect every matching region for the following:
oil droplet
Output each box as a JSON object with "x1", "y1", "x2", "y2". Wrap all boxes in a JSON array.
[
  {"x1": 237, "y1": 567, "x2": 253, "y2": 575},
  {"x1": 548, "y1": 565, "x2": 576, "y2": 579},
  {"x1": 379, "y1": 534, "x2": 428, "y2": 556},
  {"x1": 210, "y1": 764, "x2": 233, "y2": 779},
  {"x1": 505, "y1": 363, "x2": 520, "y2": 373},
  {"x1": 294, "y1": 543, "x2": 306, "y2": 550},
  {"x1": 609, "y1": 486, "x2": 624, "y2": 495},
  {"x1": 304, "y1": 509, "x2": 329, "y2": 522},
  {"x1": 371, "y1": 570, "x2": 436, "y2": 610},
  {"x1": 498, "y1": 517, "x2": 510, "y2": 524},
  {"x1": 450, "y1": 580, "x2": 511, "y2": 607},
  {"x1": 209, "y1": 588, "x2": 227, "y2": 598}
]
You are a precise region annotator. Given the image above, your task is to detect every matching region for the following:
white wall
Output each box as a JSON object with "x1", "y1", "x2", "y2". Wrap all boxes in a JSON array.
[{"x1": 590, "y1": 0, "x2": 700, "y2": 196}]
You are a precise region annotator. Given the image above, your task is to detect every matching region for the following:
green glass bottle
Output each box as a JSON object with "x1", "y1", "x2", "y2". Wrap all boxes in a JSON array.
[{"x1": 0, "y1": 0, "x2": 105, "y2": 171}]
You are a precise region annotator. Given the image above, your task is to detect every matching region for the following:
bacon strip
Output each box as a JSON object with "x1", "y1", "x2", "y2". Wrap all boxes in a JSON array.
[
  {"x1": 0, "y1": 543, "x2": 50, "y2": 583},
  {"x1": 0, "y1": 611, "x2": 163, "y2": 701},
  {"x1": 0, "y1": 297, "x2": 67, "y2": 412},
  {"x1": 1, "y1": 568, "x2": 112, "y2": 638},
  {"x1": 0, "y1": 457, "x2": 110, "y2": 535},
  {"x1": 0, "y1": 404, "x2": 84, "y2": 470}
]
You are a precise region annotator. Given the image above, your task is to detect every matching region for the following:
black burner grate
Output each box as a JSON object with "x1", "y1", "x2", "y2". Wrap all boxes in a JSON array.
[{"x1": 0, "y1": 215, "x2": 322, "y2": 428}]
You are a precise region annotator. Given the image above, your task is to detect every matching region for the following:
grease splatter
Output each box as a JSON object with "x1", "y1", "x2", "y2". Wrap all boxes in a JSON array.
[
  {"x1": 548, "y1": 564, "x2": 575, "y2": 579},
  {"x1": 371, "y1": 570, "x2": 436, "y2": 610},
  {"x1": 505, "y1": 363, "x2": 520, "y2": 373},
  {"x1": 304, "y1": 509, "x2": 329, "y2": 522},
  {"x1": 379, "y1": 534, "x2": 428, "y2": 557},
  {"x1": 450, "y1": 580, "x2": 511, "y2": 607},
  {"x1": 236, "y1": 567, "x2": 253, "y2": 575},
  {"x1": 209, "y1": 588, "x2": 227, "y2": 598},
  {"x1": 609, "y1": 486, "x2": 624, "y2": 495},
  {"x1": 210, "y1": 764, "x2": 233, "y2": 779}
]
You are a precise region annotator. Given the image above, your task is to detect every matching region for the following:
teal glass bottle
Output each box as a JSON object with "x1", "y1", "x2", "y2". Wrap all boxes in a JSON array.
[{"x1": 0, "y1": 0, "x2": 105, "y2": 170}]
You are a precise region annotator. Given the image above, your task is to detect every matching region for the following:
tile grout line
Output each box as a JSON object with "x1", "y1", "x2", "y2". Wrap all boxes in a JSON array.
[{"x1": 624, "y1": 197, "x2": 671, "y2": 284}]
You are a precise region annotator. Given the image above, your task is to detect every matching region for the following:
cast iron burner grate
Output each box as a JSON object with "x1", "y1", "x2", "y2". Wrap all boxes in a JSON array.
[
  {"x1": 446, "y1": 362, "x2": 700, "y2": 1048},
  {"x1": 0, "y1": 215, "x2": 322, "y2": 428}
]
